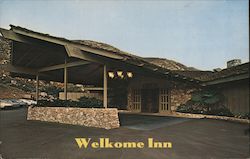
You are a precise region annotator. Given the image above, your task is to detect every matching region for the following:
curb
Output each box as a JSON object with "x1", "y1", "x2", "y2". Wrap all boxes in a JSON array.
[{"x1": 119, "y1": 111, "x2": 250, "y2": 124}]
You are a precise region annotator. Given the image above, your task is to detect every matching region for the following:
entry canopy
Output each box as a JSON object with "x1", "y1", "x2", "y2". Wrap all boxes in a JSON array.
[{"x1": 0, "y1": 25, "x2": 200, "y2": 86}]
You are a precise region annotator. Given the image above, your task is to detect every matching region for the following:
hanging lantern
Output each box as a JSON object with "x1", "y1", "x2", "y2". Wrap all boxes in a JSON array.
[
  {"x1": 117, "y1": 71, "x2": 124, "y2": 78},
  {"x1": 108, "y1": 72, "x2": 115, "y2": 78},
  {"x1": 127, "y1": 72, "x2": 133, "y2": 78}
]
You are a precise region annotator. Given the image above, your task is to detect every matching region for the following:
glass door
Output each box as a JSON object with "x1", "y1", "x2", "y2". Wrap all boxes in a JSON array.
[
  {"x1": 159, "y1": 88, "x2": 170, "y2": 112},
  {"x1": 132, "y1": 89, "x2": 141, "y2": 112}
]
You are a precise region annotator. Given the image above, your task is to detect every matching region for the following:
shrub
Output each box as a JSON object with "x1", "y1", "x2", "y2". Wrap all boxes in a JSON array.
[
  {"x1": 176, "y1": 89, "x2": 234, "y2": 117},
  {"x1": 234, "y1": 113, "x2": 250, "y2": 119},
  {"x1": 36, "y1": 97, "x2": 103, "y2": 108}
]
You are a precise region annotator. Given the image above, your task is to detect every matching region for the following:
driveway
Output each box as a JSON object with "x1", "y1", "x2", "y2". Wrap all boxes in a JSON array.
[
  {"x1": 119, "y1": 113, "x2": 191, "y2": 130},
  {"x1": 0, "y1": 108, "x2": 249, "y2": 159}
]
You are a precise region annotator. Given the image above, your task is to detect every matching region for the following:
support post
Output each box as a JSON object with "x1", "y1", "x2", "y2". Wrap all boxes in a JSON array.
[
  {"x1": 103, "y1": 65, "x2": 107, "y2": 108},
  {"x1": 64, "y1": 59, "x2": 68, "y2": 100},
  {"x1": 35, "y1": 75, "x2": 39, "y2": 102}
]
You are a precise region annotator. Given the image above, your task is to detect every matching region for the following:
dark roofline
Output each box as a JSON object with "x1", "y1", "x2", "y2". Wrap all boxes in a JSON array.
[
  {"x1": 0, "y1": 25, "x2": 201, "y2": 85},
  {"x1": 2, "y1": 25, "x2": 248, "y2": 86},
  {"x1": 202, "y1": 62, "x2": 249, "y2": 85},
  {"x1": 10, "y1": 25, "x2": 124, "y2": 55},
  {"x1": 9, "y1": 25, "x2": 150, "y2": 61},
  {"x1": 203, "y1": 73, "x2": 249, "y2": 85},
  {"x1": 173, "y1": 62, "x2": 249, "y2": 86}
]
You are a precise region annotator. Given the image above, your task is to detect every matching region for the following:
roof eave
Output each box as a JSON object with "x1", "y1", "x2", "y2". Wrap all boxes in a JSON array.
[
  {"x1": 8, "y1": 25, "x2": 125, "y2": 60},
  {"x1": 202, "y1": 73, "x2": 249, "y2": 86},
  {"x1": 1, "y1": 25, "x2": 202, "y2": 85}
]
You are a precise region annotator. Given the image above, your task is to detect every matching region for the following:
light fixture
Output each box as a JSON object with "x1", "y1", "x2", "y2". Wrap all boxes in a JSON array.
[
  {"x1": 127, "y1": 72, "x2": 133, "y2": 78},
  {"x1": 117, "y1": 71, "x2": 123, "y2": 77},
  {"x1": 108, "y1": 72, "x2": 115, "y2": 78}
]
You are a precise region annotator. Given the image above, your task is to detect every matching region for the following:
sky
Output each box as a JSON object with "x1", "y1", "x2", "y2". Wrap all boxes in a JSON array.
[{"x1": 0, "y1": 0, "x2": 249, "y2": 70}]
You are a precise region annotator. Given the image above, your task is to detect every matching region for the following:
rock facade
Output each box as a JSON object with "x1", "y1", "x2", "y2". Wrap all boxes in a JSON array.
[
  {"x1": 170, "y1": 89, "x2": 194, "y2": 111},
  {"x1": 127, "y1": 81, "x2": 194, "y2": 112},
  {"x1": 27, "y1": 106, "x2": 120, "y2": 129},
  {"x1": 127, "y1": 87, "x2": 133, "y2": 111}
]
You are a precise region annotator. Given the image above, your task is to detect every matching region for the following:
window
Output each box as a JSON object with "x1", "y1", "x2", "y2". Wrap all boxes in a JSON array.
[
  {"x1": 159, "y1": 89, "x2": 170, "y2": 111},
  {"x1": 132, "y1": 89, "x2": 141, "y2": 110}
]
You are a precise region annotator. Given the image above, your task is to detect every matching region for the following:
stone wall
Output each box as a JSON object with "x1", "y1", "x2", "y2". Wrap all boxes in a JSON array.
[
  {"x1": 170, "y1": 89, "x2": 194, "y2": 111},
  {"x1": 27, "y1": 107, "x2": 120, "y2": 129},
  {"x1": 127, "y1": 85, "x2": 194, "y2": 112}
]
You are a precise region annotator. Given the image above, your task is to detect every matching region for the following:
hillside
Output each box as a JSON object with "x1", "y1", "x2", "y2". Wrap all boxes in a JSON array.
[{"x1": 144, "y1": 57, "x2": 198, "y2": 71}]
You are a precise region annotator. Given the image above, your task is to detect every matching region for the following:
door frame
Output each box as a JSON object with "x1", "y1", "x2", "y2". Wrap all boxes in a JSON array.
[
  {"x1": 159, "y1": 88, "x2": 171, "y2": 113},
  {"x1": 141, "y1": 88, "x2": 159, "y2": 113},
  {"x1": 131, "y1": 88, "x2": 141, "y2": 112}
]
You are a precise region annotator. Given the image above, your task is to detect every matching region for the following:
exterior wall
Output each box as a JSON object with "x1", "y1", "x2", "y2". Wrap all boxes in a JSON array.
[
  {"x1": 127, "y1": 75, "x2": 170, "y2": 112},
  {"x1": 170, "y1": 88, "x2": 193, "y2": 111},
  {"x1": 216, "y1": 80, "x2": 249, "y2": 114},
  {"x1": 127, "y1": 87, "x2": 133, "y2": 111},
  {"x1": 127, "y1": 74, "x2": 195, "y2": 112},
  {"x1": 127, "y1": 74, "x2": 249, "y2": 114},
  {"x1": 27, "y1": 106, "x2": 120, "y2": 129}
]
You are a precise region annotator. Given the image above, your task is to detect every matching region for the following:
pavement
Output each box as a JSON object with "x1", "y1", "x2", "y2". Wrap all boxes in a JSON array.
[
  {"x1": 0, "y1": 99, "x2": 36, "y2": 109},
  {"x1": 0, "y1": 108, "x2": 249, "y2": 159}
]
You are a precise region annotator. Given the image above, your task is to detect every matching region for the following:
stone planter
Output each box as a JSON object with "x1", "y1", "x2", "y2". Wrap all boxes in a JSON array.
[{"x1": 27, "y1": 106, "x2": 120, "y2": 129}]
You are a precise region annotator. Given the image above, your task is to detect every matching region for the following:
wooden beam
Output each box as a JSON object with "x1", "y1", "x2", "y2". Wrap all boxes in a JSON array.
[
  {"x1": 35, "y1": 75, "x2": 39, "y2": 102},
  {"x1": 64, "y1": 59, "x2": 68, "y2": 100},
  {"x1": 0, "y1": 28, "x2": 31, "y2": 44},
  {"x1": 38, "y1": 60, "x2": 90, "y2": 72},
  {"x1": 1, "y1": 28, "x2": 64, "y2": 52},
  {"x1": 103, "y1": 65, "x2": 107, "y2": 108},
  {"x1": 65, "y1": 44, "x2": 103, "y2": 64}
]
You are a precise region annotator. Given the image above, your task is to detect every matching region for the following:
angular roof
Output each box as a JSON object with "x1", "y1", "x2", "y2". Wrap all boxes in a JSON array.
[
  {"x1": 8, "y1": 25, "x2": 145, "y2": 60},
  {"x1": 0, "y1": 25, "x2": 201, "y2": 85},
  {"x1": 72, "y1": 40, "x2": 121, "y2": 53},
  {"x1": 174, "y1": 62, "x2": 249, "y2": 85},
  {"x1": 173, "y1": 70, "x2": 214, "y2": 81},
  {"x1": 201, "y1": 62, "x2": 249, "y2": 81},
  {"x1": 1, "y1": 25, "x2": 248, "y2": 86}
]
